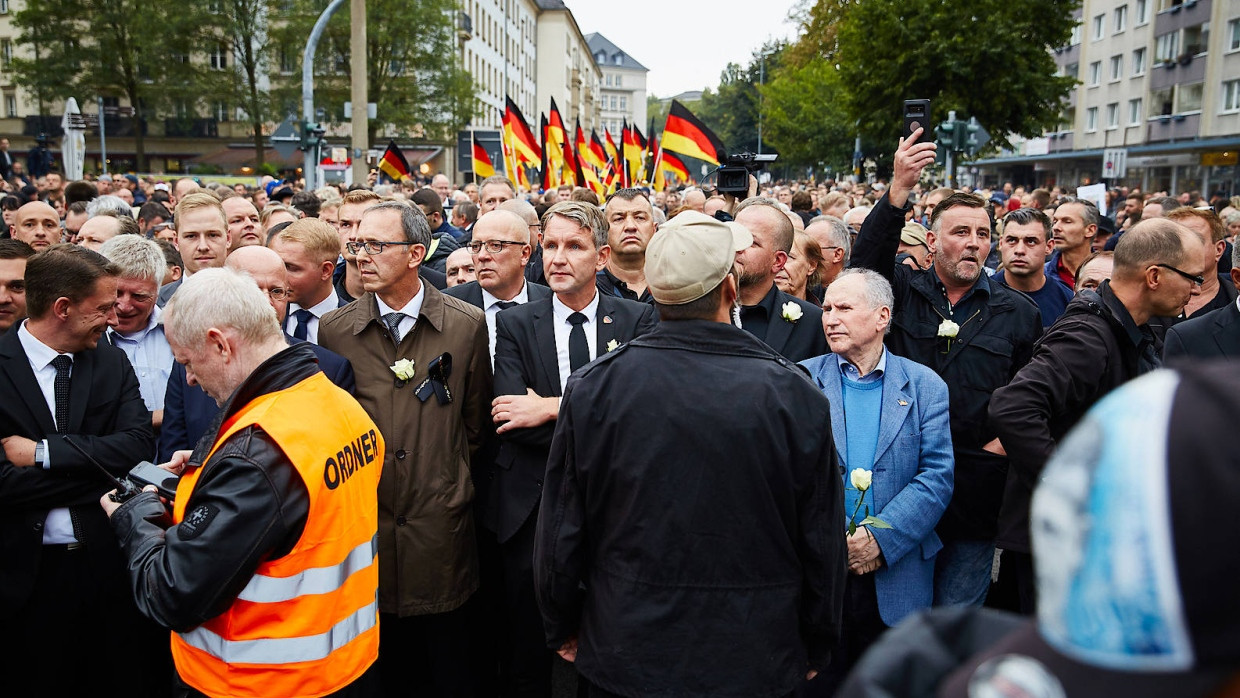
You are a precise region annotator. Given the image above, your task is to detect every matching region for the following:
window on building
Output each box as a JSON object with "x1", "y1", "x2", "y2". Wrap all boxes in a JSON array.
[
  {"x1": 605, "y1": 74, "x2": 611, "y2": 86},
  {"x1": 0, "y1": 39, "x2": 10, "y2": 68},
  {"x1": 1155, "y1": 31, "x2": 1179, "y2": 63},
  {"x1": 1132, "y1": 47, "x2": 1146, "y2": 75},
  {"x1": 1061, "y1": 106, "x2": 1076, "y2": 132},
  {"x1": 1089, "y1": 61, "x2": 1101, "y2": 85},
  {"x1": 214, "y1": 102, "x2": 229, "y2": 122},
  {"x1": 619, "y1": 96, "x2": 626, "y2": 110},
  {"x1": 1093, "y1": 14, "x2": 1105, "y2": 40},
  {"x1": 1176, "y1": 82, "x2": 1203, "y2": 112},
  {"x1": 279, "y1": 48, "x2": 296, "y2": 74},
  {"x1": 615, "y1": 74, "x2": 622, "y2": 87},
  {"x1": 1129, "y1": 98, "x2": 1143, "y2": 124},
  {"x1": 1135, "y1": 0, "x2": 1149, "y2": 24},
  {"x1": 1086, "y1": 106, "x2": 1098, "y2": 131},
  {"x1": 1110, "y1": 55, "x2": 1123, "y2": 81},
  {"x1": 610, "y1": 96, "x2": 617, "y2": 110},
  {"x1": 174, "y1": 100, "x2": 190, "y2": 119},
  {"x1": 1106, "y1": 102, "x2": 1119, "y2": 128},
  {"x1": 210, "y1": 43, "x2": 228, "y2": 70},
  {"x1": 1064, "y1": 61, "x2": 1079, "y2": 79},
  {"x1": 614, "y1": 55, "x2": 622, "y2": 65},
  {"x1": 1150, "y1": 87, "x2": 1174, "y2": 116},
  {"x1": 1183, "y1": 23, "x2": 1208, "y2": 55},
  {"x1": 1070, "y1": 22, "x2": 1082, "y2": 46},
  {"x1": 0, "y1": 0, "x2": 10, "y2": 14},
  {"x1": 1157, "y1": 0, "x2": 1184, "y2": 11},
  {"x1": 1224, "y1": 79, "x2": 1240, "y2": 111},
  {"x1": 1114, "y1": 5, "x2": 1128, "y2": 33},
  {"x1": 1230, "y1": 19, "x2": 1240, "y2": 51},
  {"x1": 4, "y1": 94, "x2": 14, "y2": 118}
]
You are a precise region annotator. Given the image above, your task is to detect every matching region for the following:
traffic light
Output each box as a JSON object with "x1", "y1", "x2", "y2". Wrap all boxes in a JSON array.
[
  {"x1": 934, "y1": 121, "x2": 956, "y2": 150},
  {"x1": 302, "y1": 121, "x2": 325, "y2": 149}
]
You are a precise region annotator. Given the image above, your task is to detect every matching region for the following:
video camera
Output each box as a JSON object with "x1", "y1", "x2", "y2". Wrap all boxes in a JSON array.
[{"x1": 715, "y1": 152, "x2": 778, "y2": 197}]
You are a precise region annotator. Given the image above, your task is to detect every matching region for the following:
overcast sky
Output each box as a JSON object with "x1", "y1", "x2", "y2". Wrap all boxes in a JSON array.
[{"x1": 564, "y1": 1, "x2": 803, "y2": 98}]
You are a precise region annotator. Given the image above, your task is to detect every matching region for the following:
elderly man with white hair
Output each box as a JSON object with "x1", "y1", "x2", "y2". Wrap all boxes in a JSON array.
[
  {"x1": 101, "y1": 266, "x2": 383, "y2": 698},
  {"x1": 99, "y1": 234, "x2": 175, "y2": 430},
  {"x1": 799, "y1": 268, "x2": 954, "y2": 693}
]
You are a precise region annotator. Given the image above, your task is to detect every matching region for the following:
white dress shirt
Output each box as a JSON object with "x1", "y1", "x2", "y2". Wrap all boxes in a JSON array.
[
  {"x1": 482, "y1": 282, "x2": 530, "y2": 367},
  {"x1": 17, "y1": 321, "x2": 76, "y2": 544},
  {"x1": 107, "y1": 305, "x2": 173, "y2": 411},
  {"x1": 375, "y1": 283, "x2": 425, "y2": 344},
  {"x1": 288, "y1": 289, "x2": 341, "y2": 345},
  {"x1": 552, "y1": 291, "x2": 599, "y2": 393}
]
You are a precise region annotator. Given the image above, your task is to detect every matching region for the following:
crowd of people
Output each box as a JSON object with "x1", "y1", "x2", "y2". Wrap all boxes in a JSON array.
[{"x1": 1, "y1": 124, "x2": 1238, "y2": 698}]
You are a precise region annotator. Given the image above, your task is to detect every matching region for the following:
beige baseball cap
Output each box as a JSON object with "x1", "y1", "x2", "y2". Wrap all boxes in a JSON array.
[
  {"x1": 901, "y1": 221, "x2": 929, "y2": 247},
  {"x1": 645, "y1": 210, "x2": 752, "y2": 305}
]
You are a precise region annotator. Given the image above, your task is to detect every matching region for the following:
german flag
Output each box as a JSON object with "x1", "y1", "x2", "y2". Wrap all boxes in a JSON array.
[
  {"x1": 540, "y1": 113, "x2": 552, "y2": 191},
  {"x1": 503, "y1": 96, "x2": 540, "y2": 165},
  {"x1": 662, "y1": 100, "x2": 725, "y2": 166},
  {"x1": 603, "y1": 129, "x2": 620, "y2": 171},
  {"x1": 622, "y1": 120, "x2": 645, "y2": 187},
  {"x1": 570, "y1": 118, "x2": 587, "y2": 185},
  {"x1": 585, "y1": 129, "x2": 608, "y2": 172},
  {"x1": 580, "y1": 163, "x2": 604, "y2": 197},
  {"x1": 471, "y1": 132, "x2": 495, "y2": 178},
  {"x1": 660, "y1": 151, "x2": 689, "y2": 188},
  {"x1": 378, "y1": 139, "x2": 413, "y2": 182}
]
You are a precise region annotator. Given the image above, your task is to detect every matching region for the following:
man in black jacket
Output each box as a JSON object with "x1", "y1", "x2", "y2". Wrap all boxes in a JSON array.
[
  {"x1": 988, "y1": 217, "x2": 1204, "y2": 613},
  {"x1": 1162, "y1": 243, "x2": 1240, "y2": 360},
  {"x1": 734, "y1": 197, "x2": 827, "y2": 362},
  {"x1": 850, "y1": 130, "x2": 1043, "y2": 608},
  {"x1": 535, "y1": 211, "x2": 845, "y2": 697}
]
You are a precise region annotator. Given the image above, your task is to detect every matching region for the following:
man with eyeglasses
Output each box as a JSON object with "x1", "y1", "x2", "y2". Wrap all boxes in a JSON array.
[
  {"x1": 989, "y1": 217, "x2": 1205, "y2": 615},
  {"x1": 319, "y1": 200, "x2": 492, "y2": 698},
  {"x1": 805, "y1": 215, "x2": 852, "y2": 288}
]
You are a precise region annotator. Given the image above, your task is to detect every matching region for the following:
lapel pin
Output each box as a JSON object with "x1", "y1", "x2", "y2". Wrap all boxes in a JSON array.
[
  {"x1": 898, "y1": 399, "x2": 908, "y2": 406},
  {"x1": 602, "y1": 315, "x2": 613, "y2": 324}
]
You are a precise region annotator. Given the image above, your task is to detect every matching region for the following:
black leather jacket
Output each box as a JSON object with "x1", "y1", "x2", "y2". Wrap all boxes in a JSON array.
[{"x1": 108, "y1": 344, "x2": 316, "y2": 632}]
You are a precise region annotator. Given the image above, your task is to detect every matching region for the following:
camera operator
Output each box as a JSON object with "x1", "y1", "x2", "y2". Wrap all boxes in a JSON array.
[{"x1": 101, "y1": 267, "x2": 383, "y2": 698}]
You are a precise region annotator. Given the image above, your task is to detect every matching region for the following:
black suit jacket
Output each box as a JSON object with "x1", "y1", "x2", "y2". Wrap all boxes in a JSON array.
[
  {"x1": 0, "y1": 329, "x2": 155, "y2": 616},
  {"x1": 490, "y1": 294, "x2": 657, "y2": 542},
  {"x1": 1163, "y1": 301, "x2": 1240, "y2": 361},
  {"x1": 442, "y1": 279, "x2": 552, "y2": 311},
  {"x1": 749, "y1": 285, "x2": 828, "y2": 364},
  {"x1": 158, "y1": 335, "x2": 355, "y2": 461}
]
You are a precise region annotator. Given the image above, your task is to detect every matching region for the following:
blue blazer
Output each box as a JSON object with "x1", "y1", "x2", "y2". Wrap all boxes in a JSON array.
[{"x1": 800, "y1": 351, "x2": 954, "y2": 627}]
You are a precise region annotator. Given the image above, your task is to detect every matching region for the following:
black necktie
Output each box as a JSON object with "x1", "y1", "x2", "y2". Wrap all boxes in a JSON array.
[
  {"x1": 292, "y1": 308, "x2": 313, "y2": 341},
  {"x1": 51, "y1": 355, "x2": 71, "y2": 433},
  {"x1": 383, "y1": 312, "x2": 407, "y2": 347},
  {"x1": 495, "y1": 301, "x2": 518, "y2": 311},
  {"x1": 568, "y1": 312, "x2": 589, "y2": 372}
]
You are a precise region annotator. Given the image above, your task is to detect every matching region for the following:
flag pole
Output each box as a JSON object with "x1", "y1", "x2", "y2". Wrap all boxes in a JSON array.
[{"x1": 470, "y1": 126, "x2": 478, "y2": 186}]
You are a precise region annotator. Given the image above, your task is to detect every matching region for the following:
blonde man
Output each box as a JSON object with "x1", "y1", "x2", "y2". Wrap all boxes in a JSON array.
[
  {"x1": 269, "y1": 218, "x2": 347, "y2": 343},
  {"x1": 157, "y1": 192, "x2": 231, "y2": 306}
]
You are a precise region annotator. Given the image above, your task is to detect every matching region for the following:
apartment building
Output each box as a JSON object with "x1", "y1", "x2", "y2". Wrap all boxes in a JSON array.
[
  {"x1": 974, "y1": 0, "x2": 1240, "y2": 196},
  {"x1": 586, "y1": 33, "x2": 648, "y2": 138}
]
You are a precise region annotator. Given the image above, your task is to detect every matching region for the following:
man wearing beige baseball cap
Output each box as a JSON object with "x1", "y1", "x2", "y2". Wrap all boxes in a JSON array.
[{"x1": 534, "y1": 209, "x2": 847, "y2": 698}]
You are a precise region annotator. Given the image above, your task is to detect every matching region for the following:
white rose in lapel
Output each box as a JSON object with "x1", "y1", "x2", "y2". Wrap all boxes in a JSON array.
[
  {"x1": 390, "y1": 358, "x2": 416, "y2": 382},
  {"x1": 606, "y1": 339, "x2": 619, "y2": 352},
  {"x1": 781, "y1": 301, "x2": 803, "y2": 323},
  {"x1": 937, "y1": 319, "x2": 960, "y2": 338}
]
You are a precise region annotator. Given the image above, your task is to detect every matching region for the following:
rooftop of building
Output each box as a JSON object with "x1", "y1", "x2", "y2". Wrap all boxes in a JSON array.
[{"x1": 585, "y1": 32, "x2": 649, "y2": 72}]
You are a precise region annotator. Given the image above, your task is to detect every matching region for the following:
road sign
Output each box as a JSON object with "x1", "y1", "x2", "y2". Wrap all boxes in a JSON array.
[
  {"x1": 1102, "y1": 148, "x2": 1128, "y2": 178},
  {"x1": 270, "y1": 118, "x2": 302, "y2": 159}
]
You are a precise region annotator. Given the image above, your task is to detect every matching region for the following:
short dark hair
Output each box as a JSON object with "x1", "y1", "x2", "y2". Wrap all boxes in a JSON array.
[
  {"x1": 1001, "y1": 208, "x2": 1053, "y2": 242},
  {"x1": 25, "y1": 244, "x2": 120, "y2": 319},
  {"x1": 0, "y1": 238, "x2": 35, "y2": 260},
  {"x1": 64, "y1": 181, "x2": 99, "y2": 206},
  {"x1": 455, "y1": 201, "x2": 479, "y2": 225},
  {"x1": 410, "y1": 189, "x2": 445, "y2": 219},
  {"x1": 364, "y1": 200, "x2": 431, "y2": 247},
  {"x1": 655, "y1": 276, "x2": 727, "y2": 322},
  {"x1": 790, "y1": 191, "x2": 813, "y2": 212},
  {"x1": 155, "y1": 238, "x2": 182, "y2": 268},
  {"x1": 1146, "y1": 196, "x2": 1182, "y2": 213},
  {"x1": 66, "y1": 201, "x2": 89, "y2": 216},
  {"x1": 929, "y1": 192, "x2": 987, "y2": 233},
  {"x1": 570, "y1": 188, "x2": 600, "y2": 206},
  {"x1": 138, "y1": 201, "x2": 172, "y2": 224},
  {"x1": 290, "y1": 191, "x2": 321, "y2": 219}
]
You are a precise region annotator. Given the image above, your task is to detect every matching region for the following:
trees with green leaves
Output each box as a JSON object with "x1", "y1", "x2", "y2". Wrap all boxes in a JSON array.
[
  {"x1": 273, "y1": 0, "x2": 474, "y2": 144},
  {"x1": 199, "y1": 0, "x2": 276, "y2": 168},
  {"x1": 759, "y1": 57, "x2": 854, "y2": 173},
  {"x1": 12, "y1": 0, "x2": 206, "y2": 170}
]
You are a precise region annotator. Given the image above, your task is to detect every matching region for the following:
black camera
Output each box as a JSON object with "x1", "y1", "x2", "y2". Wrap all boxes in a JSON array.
[
  {"x1": 62, "y1": 436, "x2": 179, "y2": 504},
  {"x1": 715, "y1": 152, "x2": 778, "y2": 197}
]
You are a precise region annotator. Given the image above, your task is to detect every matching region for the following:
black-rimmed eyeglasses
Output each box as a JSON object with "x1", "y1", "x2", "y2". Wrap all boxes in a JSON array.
[
  {"x1": 345, "y1": 240, "x2": 417, "y2": 255},
  {"x1": 467, "y1": 240, "x2": 525, "y2": 254},
  {"x1": 1155, "y1": 263, "x2": 1204, "y2": 286}
]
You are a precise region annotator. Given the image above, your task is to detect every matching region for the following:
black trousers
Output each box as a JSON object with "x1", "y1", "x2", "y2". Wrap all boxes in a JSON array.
[
  {"x1": 499, "y1": 513, "x2": 556, "y2": 698},
  {"x1": 987, "y1": 550, "x2": 1038, "y2": 616},
  {"x1": 378, "y1": 601, "x2": 475, "y2": 698},
  {"x1": 799, "y1": 572, "x2": 887, "y2": 697}
]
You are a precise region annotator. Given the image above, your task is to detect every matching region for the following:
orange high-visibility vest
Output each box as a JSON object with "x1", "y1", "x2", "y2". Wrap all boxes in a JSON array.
[{"x1": 170, "y1": 371, "x2": 383, "y2": 698}]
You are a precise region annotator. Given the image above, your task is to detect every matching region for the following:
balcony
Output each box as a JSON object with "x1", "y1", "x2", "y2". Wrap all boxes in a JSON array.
[
  {"x1": 457, "y1": 12, "x2": 472, "y2": 42},
  {"x1": 163, "y1": 118, "x2": 219, "y2": 138},
  {"x1": 24, "y1": 114, "x2": 147, "y2": 138},
  {"x1": 1146, "y1": 111, "x2": 1200, "y2": 142},
  {"x1": 1048, "y1": 131, "x2": 1075, "y2": 152},
  {"x1": 1149, "y1": 51, "x2": 1206, "y2": 90},
  {"x1": 1154, "y1": 0, "x2": 1210, "y2": 34}
]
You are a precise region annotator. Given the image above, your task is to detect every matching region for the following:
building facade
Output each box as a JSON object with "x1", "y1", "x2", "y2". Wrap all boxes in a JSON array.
[
  {"x1": 586, "y1": 33, "x2": 648, "y2": 138},
  {"x1": 534, "y1": 0, "x2": 601, "y2": 135},
  {"x1": 973, "y1": 0, "x2": 1239, "y2": 196}
]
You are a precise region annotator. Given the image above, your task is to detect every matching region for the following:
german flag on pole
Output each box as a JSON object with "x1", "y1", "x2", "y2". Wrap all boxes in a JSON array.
[
  {"x1": 603, "y1": 129, "x2": 620, "y2": 171},
  {"x1": 586, "y1": 129, "x2": 608, "y2": 171},
  {"x1": 660, "y1": 151, "x2": 689, "y2": 187},
  {"x1": 503, "y1": 96, "x2": 540, "y2": 166},
  {"x1": 662, "y1": 100, "x2": 725, "y2": 166},
  {"x1": 471, "y1": 132, "x2": 495, "y2": 178},
  {"x1": 570, "y1": 118, "x2": 587, "y2": 185},
  {"x1": 547, "y1": 100, "x2": 568, "y2": 184},
  {"x1": 378, "y1": 139, "x2": 413, "y2": 182},
  {"x1": 540, "y1": 113, "x2": 552, "y2": 191},
  {"x1": 622, "y1": 120, "x2": 644, "y2": 187}
]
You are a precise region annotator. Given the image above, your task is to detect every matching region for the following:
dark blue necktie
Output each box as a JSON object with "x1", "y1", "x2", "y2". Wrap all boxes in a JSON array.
[
  {"x1": 51, "y1": 355, "x2": 72, "y2": 433},
  {"x1": 292, "y1": 308, "x2": 313, "y2": 341}
]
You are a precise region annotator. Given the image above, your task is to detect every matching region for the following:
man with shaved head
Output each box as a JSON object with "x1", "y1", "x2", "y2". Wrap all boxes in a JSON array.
[
  {"x1": 499, "y1": 198, "x2": 546, "y2": 286},
  {"x1": 12, "y1": 201, "x2": 61, "y2": 251},
  {"x1": 158, "y1": 245, "x2": 354, "y2": 461},
  {"x1": 445, "y1": 209, "x2": 550, "y2": 364},
  {"x1": 682, "y1": 189, "x2": 706, "y2": 213}
]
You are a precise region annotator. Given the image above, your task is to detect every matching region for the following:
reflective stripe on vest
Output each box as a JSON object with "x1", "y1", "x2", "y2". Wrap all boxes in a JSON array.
[
  {"x1": 179, "y1": 600, "x2": 378, "y2": 665},
  {"x1": 236, "y1": 535, "x2": 377, "y2": 604}
]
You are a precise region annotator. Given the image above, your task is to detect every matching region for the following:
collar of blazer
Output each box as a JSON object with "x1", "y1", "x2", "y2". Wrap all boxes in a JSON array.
[{"x1": 348, "y1": 281, "x2": 448, "y2": 336}]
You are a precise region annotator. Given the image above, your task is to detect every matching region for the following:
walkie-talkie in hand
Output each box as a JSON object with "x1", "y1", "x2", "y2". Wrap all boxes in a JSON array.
[{"x1": 60, "y1": 436, "x2": 178, "y2": 504}]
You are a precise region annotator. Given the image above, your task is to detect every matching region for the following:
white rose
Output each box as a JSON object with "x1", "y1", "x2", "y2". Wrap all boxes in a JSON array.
[
  {"x1": 937, "y1": 319, "x2": 960, "y2": 338},
  {"x1": 606, "y1": 339, "x2": 620, "y2": 352},
  {"x1": 390, "y1": 358, "x2": 416, "y2": 381},
  {"x1": 781, "y1": 301, "x2": 803, "y2": 323},
  {"x1": 850, "y1": 468, "x2": 873, "y2": 491}
]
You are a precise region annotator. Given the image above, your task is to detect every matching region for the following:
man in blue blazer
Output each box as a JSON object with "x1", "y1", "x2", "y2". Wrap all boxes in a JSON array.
[{"x1": 800, "y1": 268, "x2": 954, "y2": 694}]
